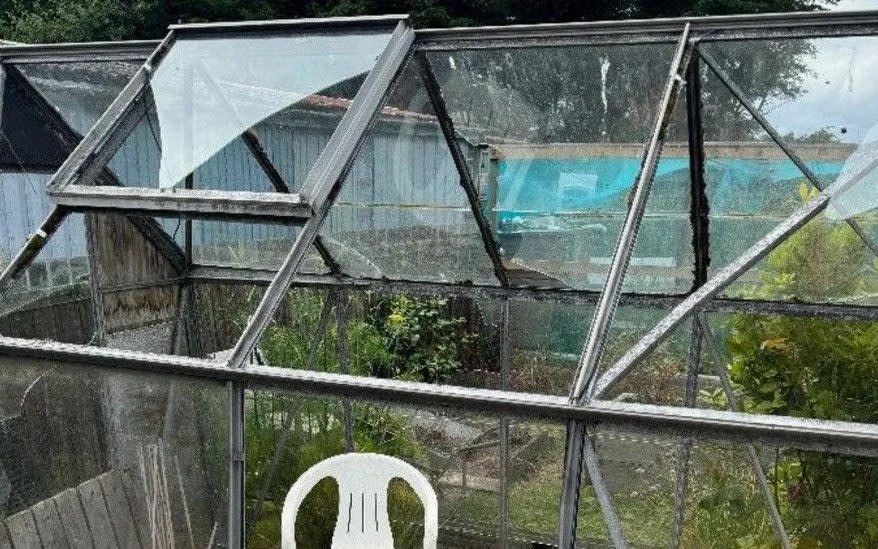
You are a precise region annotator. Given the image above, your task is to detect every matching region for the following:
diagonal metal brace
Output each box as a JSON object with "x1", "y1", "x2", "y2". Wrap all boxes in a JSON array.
[{"x1": 414, "y1": 50, "x2": 510, "y2": 287}]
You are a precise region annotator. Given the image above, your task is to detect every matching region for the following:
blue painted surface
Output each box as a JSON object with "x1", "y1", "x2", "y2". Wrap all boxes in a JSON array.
[{"x1": 496, "y1": 156, "x2": 844, "y2": 225}]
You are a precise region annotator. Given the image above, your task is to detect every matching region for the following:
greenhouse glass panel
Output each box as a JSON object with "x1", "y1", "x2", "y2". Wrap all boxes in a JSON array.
[
  {"x1": 700, "y1": 37, "x2": 878, "y2": 185},
  {"x1": 118, "y1": 29, "x2": 392, "y2": 192},
  {"x1": 15, "y1": 61, "x2": 142, "y2": 136},
  {"x1": 321, "y1": 57, "x2": 500, "y2": 285},
  {"x1": 0, "y1": 354, "x2": 228, "y2": 548},
  {"x1": 190, "y1": 220, "x2": 327, "y2": 273},
  {"x1": 5, "y1": 11, "x2": 878, "y2": 549},
  {"x1": 424, "y1": 44, "x2": 693, "y2": 293}
]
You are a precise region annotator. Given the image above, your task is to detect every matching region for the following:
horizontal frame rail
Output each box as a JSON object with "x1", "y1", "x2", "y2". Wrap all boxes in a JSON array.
[
  {"x1": 2, "y1": 336, "x2": 878, "y2": 457},
  {"x1": 0, "y1": 40, "x2": 158, "y2": 63},
  {"x1": 415, "y1": 9, "x2": 878, "y2": 49},
  {"x1": 186, "y1": 266, "x2": 878, "y2": 320},
  {"x1": 52, "y1": 185, "x2": 312, "y2": 223}
]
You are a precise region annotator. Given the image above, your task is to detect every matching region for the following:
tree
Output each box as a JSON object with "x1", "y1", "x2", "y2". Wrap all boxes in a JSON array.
[{"x1": 0, "y1": 0, "x2": 837, "y2": 43}]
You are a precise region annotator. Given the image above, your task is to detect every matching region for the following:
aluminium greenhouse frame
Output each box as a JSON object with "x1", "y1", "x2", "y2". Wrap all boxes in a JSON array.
[{"x1": 2, "y1": 9, "x2": 878, "y2": 548}]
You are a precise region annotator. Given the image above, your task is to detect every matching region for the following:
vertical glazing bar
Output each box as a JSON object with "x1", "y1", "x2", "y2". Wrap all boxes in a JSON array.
[
  {"x1": 84, "y1": 214, "x2": 106, "y2": 345},
  {"x1": 415, "y1": 50, "x2": 509, "y2": 287},
  {"x1": 686, "y1": 55, "x2": 709, "y2": 290},
  {"x1": 698, "y1": 315, "x2": 791, "y2": 548},
  {"x1": 558, "y1": 420, "x2": 586, "y2": 549},
  {"x1": 228, "y1": 380, "x2": 246, "y2": 549},
  {"x1": 336, "y1": 289, "x2": 355, "y2": 452},
  {"x1": 498, "y1": 299, "x2": 510, "y2": 546},
  {"x1": 183, "y1": 64, "x2": 194, "y2": 267},
  {"x1": 669, "y1": 319, "x2": 703, "y2": 548},
  {"x1": 559, "y1": 26, "x2": 692, "y2": 549}
]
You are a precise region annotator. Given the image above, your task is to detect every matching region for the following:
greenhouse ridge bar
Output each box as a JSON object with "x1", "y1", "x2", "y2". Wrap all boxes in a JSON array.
[{"x1": 2, "y1": 8, "x2": 878, "y2": 548}]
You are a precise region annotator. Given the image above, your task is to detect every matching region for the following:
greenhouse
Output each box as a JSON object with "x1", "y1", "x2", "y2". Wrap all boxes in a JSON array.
[{"x1": 1, "y1": 8, "x2": 878, "y2": 548}]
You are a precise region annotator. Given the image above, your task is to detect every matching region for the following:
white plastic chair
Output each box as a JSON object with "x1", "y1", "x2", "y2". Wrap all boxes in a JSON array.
[{"x1": 281, "y1": 453, "x2": 438, "y2": 549}]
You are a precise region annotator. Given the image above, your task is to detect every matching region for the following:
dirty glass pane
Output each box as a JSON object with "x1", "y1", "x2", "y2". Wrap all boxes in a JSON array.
[
  {"x1": 323, "y1": 58, "x2": 499, "y2": 285},
  {"x1": 0, "y1": 355, "x2": 228, "y2": 548},
  {"x1": 244, "y1": 388, "x2": 502, "y2": 548},
  {"x1": 0, "y1": 208, "x2": 272, "y2": 358},
  {"x1": 16, "y1": 61, "x2": 141, "y2": 136},
  {"x1": 191, "y1": 220, "x2": 326, "y2": 273},
  {"x1": 0, "y1": 210, "x2": 94, "y2": 345},
  {"x1": 255, "y1": 287, "x2": 501, "y2": 390},
  {"x1": 146, "y1": 30, "x2": 392, "y2": 190},
  {"x1": 428, "y1": 45, "x2": 692, "y2": 292},
  {"x1": 586, "y1": 425, "x2": 878, "y2": 547},
  {"x1": 701, "y1": 37, "x2": 878, "y2": 183}
]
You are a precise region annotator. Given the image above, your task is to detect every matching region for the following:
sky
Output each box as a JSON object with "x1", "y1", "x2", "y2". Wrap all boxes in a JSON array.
[
  {"x1": 833, "y1": 0, "x2": 878, "y2": 10},
  {"x1": 740, "y1": 0, "x2": 878, "y2": 145}
]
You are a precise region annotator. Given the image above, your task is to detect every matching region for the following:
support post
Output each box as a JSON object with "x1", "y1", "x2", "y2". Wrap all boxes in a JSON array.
[
  {"x1": 336, "y1": 289, "x2": 355, "y2": 452},
  {"x1": 84, "y1": 213, "x2": 107, "y2": 346},
  {"x1": 498, "y1": 298, "x2": 510, "y2": 547},
  {"x1": 669, "y1": 319, "x2": 703, "y2": 548},
  {"x1": 228, "y1": 380, "x2": 246, "y2": 549}
]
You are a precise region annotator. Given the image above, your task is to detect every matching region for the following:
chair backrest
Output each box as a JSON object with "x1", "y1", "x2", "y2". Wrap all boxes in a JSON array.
[{"x1": 280, "y1": 453, "x2": 438, "y2": 549}]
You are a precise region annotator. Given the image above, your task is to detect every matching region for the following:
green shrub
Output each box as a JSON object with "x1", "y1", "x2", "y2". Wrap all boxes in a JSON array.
[{"x1": 725, "y1": 183, "x2": 878, "y2": 545}]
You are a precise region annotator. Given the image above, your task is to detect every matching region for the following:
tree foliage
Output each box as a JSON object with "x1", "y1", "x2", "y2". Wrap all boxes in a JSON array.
[
  {"x1": 0, "y1": 0, "x2": 836, "y2": 43},
  {"x1": 726, "y1": 183, "x2": 878, "y2": 545}
]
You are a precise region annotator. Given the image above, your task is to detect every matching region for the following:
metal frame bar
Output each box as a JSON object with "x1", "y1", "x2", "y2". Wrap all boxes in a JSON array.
[
  {"x1": 497, "y1": 298, "x2": 510, "y2": 547},
  {"x1": 560, "y1": 23, "x2": 693, "y2": 549},
  {"x1": 223, "y1": 20, "x2": 415, "y2": 371},
  {"x1": 0, "y1": 40, "x2": 159, "y2": 63},
  {"x1": 3, "y1": 335, "x2": 878, "y2": 456},
  {"x1": 414, "y1": 9, "x2": 878, "y2": 50},
  {"x1": 669, "y1": 319, "x2": 703, "y2": 548},
  {"x1": 169, "y1": 14, "x2": 406, "y2": 35},
  {"x1": 54, "y1": 185, "x2": 312, "y2": 222},
  {"x1": 415, "y1": 50, "x2": 510, "y2": 287}
]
